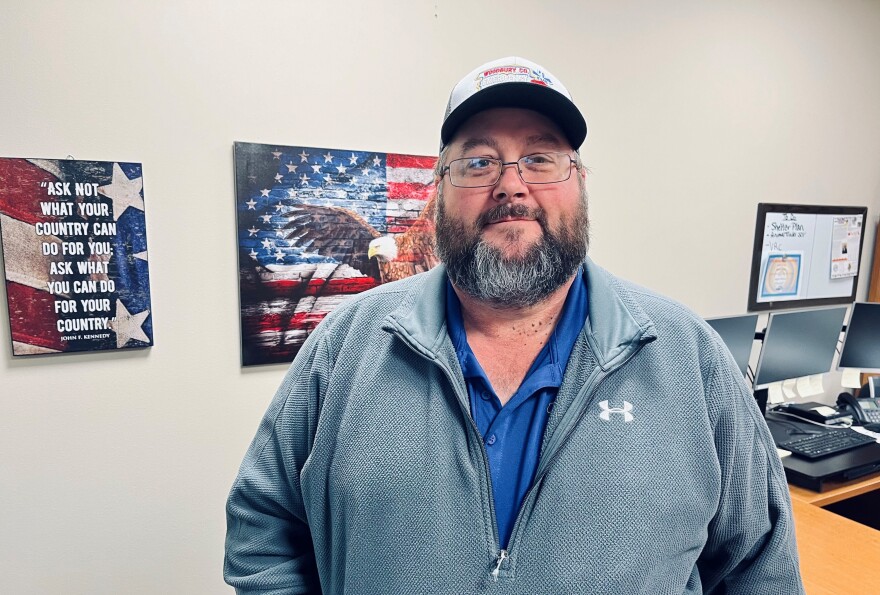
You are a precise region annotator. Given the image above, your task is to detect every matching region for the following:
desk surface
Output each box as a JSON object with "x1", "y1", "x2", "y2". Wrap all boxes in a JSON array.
[{"x1": 792, "y1": 498, "x2": 880, "y2": 594}]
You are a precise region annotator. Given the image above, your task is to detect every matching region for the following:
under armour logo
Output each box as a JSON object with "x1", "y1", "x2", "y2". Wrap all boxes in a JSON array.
[{"x1": 598, "y1": 400, "x2": 634, "y2": 422}]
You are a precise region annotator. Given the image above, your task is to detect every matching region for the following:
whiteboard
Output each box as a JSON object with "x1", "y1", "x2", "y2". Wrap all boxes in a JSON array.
[{"x1": 747, "y1": 204, "x2": 867, "y2": 312}]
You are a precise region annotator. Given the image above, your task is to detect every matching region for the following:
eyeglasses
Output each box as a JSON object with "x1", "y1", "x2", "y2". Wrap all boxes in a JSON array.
[{"x1": 440, "y1": 152, "x2": 577, "y2": 188}]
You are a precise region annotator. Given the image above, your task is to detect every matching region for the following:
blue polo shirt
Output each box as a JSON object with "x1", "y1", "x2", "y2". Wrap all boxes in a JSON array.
[{"x1": 445, "y1": 269, "x2": 588, "y2": 548}]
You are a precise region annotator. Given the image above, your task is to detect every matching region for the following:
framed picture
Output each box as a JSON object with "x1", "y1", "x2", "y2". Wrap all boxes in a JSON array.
[
  {"x1": 234, "y1": 142, "x2": 437, "y2": 366},
  {"x1": 0, "y1": 158, "x2": 153, "y2": 356}
]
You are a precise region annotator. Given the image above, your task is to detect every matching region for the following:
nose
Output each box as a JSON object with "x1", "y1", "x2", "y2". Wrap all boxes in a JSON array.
[{"x1": 492, "y1": 162, "x2": 528, "y2": 202}]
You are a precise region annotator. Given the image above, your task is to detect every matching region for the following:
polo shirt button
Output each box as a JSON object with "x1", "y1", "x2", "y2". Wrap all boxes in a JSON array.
[{"x1": 486, "y1": 434, "x2": 497, "y2": 446}]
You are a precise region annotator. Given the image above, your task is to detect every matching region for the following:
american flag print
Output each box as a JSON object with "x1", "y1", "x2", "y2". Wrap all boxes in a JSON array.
[
  {"x1": 234, "y1": 142, "x2": 438, "y2": 366},
  {"x1": 0, "y1": 158, "x2": 153, "y2": 356}
]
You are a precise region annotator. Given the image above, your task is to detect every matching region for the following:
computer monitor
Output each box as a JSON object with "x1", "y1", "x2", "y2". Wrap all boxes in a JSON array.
[
  {"x1": 838, "y1": 302, "x2": 880, "y2": 372},
  {"x1": 705, "y1": 314, "x2": 759, "y2": 377},
  {"x1": 753, "y1": 306, "x2": 848, "y2": 389}
]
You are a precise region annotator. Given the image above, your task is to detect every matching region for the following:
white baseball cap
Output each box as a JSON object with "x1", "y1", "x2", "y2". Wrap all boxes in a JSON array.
[{"x1": 440, "y1": 56, "x2": 587, "y2": 150}]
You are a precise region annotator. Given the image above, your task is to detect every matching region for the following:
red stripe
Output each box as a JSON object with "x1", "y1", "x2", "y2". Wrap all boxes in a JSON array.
[
  {"x1": 258, "y1": 277, "x2": 378, "y2": 296},
  {"x1": 0, "y1": 159, "x2": 60, "y2": 225},
  {"x1": 304, "y1": 277, "x2": 377, "y2": 294},
  {"x1": 6, "y1": 281, "x2": 65, "y2": 351},
  {"x1": 243, "y1": 311, "x2": 329, "y2": 334},
  {"x1": 243, "y1": 309, "x2": 335, "y2": 333},
  {"x1": 385, "y1": 154, "x2": 437, "y2": 169},
  {"x1": 387, "y1": 181, "x2": 434, "y2": 201}
]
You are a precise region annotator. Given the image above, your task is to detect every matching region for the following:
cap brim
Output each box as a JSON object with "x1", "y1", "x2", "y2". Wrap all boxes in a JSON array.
[{"x1": 440, "y1": 82, "x2": 587, "y2": 150}]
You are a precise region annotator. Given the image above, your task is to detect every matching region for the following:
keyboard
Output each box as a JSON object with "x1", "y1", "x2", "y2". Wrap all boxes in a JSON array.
[{"x1": 776, "y1": 429, "x2": 877, "y2": 460}]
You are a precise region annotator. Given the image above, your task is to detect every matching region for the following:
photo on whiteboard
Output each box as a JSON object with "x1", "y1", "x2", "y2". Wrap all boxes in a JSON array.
[
  {"x1": 760, "y1": 253, "x2": 802, "y2": 299},
  {"x1": 233, "y1": 142, "x2": 438, "y2": 366},
  {"x1": 0, "y1": 158, "x2": 153, "y2": 356},
  {"x1": 830, "y1": 215, "x2": 862, "y2": 280}
]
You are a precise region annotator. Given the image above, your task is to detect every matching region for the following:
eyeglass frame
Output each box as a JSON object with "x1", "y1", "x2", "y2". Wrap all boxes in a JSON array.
[{"x1": 438, "y1": 152, "x2": 578, "y2": 188}]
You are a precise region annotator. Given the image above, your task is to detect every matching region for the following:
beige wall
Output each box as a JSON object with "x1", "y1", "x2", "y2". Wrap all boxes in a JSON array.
[{"x1": 1, "y1": 1, "x2": 879, "y2": 593}]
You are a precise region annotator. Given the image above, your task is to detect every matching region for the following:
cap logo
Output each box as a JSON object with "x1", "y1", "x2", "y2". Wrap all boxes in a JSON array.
[{"x1": 474, "y1": 65, "x2": 553, "y2": 91}]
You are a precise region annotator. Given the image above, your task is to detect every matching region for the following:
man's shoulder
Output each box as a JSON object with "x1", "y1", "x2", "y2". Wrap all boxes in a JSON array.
[
  {"x1": 600, "y1": 268, "x2": 719, "y2": 346},
  {"x1": 598, "y1": 268, "x2": 752, "y2": 418}
]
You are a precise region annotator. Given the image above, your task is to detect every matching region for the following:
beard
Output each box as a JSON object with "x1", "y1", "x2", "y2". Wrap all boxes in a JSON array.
[{"x1": 433, "y1": 186, "x2": 590, "y2": 308}]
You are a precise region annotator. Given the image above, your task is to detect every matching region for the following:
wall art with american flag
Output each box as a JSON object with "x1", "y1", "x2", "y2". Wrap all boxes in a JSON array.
[
  {"x1": 0, "y1": 158, "x2": 153, "y2": 356},
  {"x1": 234, "y1": 142, "x2": 439, "y2": 367}
]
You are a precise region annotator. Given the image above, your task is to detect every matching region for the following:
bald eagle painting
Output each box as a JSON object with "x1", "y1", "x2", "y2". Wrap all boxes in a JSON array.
[{"x1": 234, "y1": 142, "x2": 438, "y2": 366}]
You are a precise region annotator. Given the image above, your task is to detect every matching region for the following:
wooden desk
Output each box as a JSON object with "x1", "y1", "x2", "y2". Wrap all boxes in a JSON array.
[
  {"x1": 789, "y1": 471, "x2": 880, "y2": 593},
  {"x1": 792, "y1": 498, "x2": 880, "y2": 594}
]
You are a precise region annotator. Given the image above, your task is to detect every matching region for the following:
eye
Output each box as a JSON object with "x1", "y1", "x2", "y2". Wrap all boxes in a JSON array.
[
  {"x1": 463, "y1": 157, "x2": 495, "y2": 171},
  {"x1": 455, "y1": 157, "x2": 497, "y2": 178},
  {"x1": 520, "y1": 153, "x2": 556, "y2": 170}
]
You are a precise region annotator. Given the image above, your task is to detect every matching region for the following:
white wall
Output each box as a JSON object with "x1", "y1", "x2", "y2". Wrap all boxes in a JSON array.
[{"x1": 1, "y1": 1, "x2": 879, "y2": 593}]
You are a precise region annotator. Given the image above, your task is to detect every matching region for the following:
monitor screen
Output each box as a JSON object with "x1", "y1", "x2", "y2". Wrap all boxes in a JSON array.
[
  {"x1": 838, "y1": 302, "x2": 880, "y2": 372},
  {"x1": 706, "y1": 314, "x2": 759, "y2": 377},
  {"x1": 753, "y1": 306, "x2": 848, "y2": 389},
  {"x1": 746, "y1": 203, "x2": 867, "y2": 312}
]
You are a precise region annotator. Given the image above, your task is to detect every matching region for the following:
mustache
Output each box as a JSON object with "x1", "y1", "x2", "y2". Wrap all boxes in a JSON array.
[{"x1": 477, "y1": 203, "x2": 547, "y2": 228}]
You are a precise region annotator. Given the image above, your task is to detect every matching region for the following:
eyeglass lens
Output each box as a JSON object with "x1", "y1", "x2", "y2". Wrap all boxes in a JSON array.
[{"x1": 447, "y1": 153, "x2": 573, "y2": 187}]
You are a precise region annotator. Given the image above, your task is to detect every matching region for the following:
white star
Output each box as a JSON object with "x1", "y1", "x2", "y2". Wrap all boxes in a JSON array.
[
  {"x1": 260, "y1": 188, "x2": 270, "y2": 197},
  {"x1": 323, "y1": 174, "x2": 335, "y2": 185},
  {"x1": 287, "y1": 188, "x2": 298, "y2": 198},
  {"x1": 349, "y1": 153, "x2": 358, "y2": 165},
  {"x1": 311, "y1": 164, "x2": 322, "y2": 174},
  {"x1": 336, "y1": 165, "x2": 347, "y2": 174},
  {"x1": 260, "y1": 214, "x2": 272, "y2": 223},
  {"x1": 134, "y1": 251, "x2": 148, "y2": 262},
  {"x1": 274, "y1": 248, "x2": 285, "y2": 261},
  {"x1": 272, "y1": 151, "x2": 282, "y2": 160},
  {"x1": 372, "y1": 156, "x2": 381, "y2": 167},
  {"x1": 299, "y1": 150, "x2": 309, "y2": 162},
  {"x1": 323, "y1": 152, "x2": 334, "y2": 163},
  {"x1": 248, "y1": 249, "x2": 258, "y2": 259},
  {"x1": 275, "y1": 227, "x2": 285, "y2": 237},
  {"x1": 246, "y1": 198, "x2": 257, "y2": 209},
  {"x1": 98, "y1": 163, "x2": 145, "y2": 221},
  {"x1": 261, "y1": 238, "x2": 273, "y2": 250},
  {"x1": 248, "y1": 226, "x2": 259, "y2": 236},
  {"x1": 109, "y1": 299, "x2": 150, "y2": 348},
  {"x1": 274, "y1": 203, "x2": 284, "y2": 212},
  {"x1": 274, "y1": 173, "x2": 283, "y2": 183},
  {"x1": 361, "y1": 167, "x2": 372, "y2": 177},
  {"x1": 286, "y1": 162, "x2": 298, "y2": 173}
]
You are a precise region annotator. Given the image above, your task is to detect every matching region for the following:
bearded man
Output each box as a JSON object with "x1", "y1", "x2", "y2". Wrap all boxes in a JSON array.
[{"x1": 225, "y1": 57, "x2": 804, "y2": 594}]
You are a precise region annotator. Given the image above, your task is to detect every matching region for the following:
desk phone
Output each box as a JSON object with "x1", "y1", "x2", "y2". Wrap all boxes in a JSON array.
[{"x1": 837, "y1": 392, "x2": 880, "y2": 426}]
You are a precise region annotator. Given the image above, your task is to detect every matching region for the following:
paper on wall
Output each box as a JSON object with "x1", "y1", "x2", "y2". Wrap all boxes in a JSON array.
[
  {"x1": 781, "y1": 378, "x2": 798, "y2": 399},
  {"x1": 841, "y1": 368, "x2": 863, "y2": 389},
  {"x1": 768, "y1": 382, "x2": 785, "y2": 404}
]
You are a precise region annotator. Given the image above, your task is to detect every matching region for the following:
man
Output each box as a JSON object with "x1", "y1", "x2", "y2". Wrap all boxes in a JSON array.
[{"x1": 225, "y1": 57, "x2": 804, "y2": 594}]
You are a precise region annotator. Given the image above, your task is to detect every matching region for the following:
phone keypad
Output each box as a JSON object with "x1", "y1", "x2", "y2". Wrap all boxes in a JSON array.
[{"x1": 865, "y1": 409, "x2": 880, "y2": 423}]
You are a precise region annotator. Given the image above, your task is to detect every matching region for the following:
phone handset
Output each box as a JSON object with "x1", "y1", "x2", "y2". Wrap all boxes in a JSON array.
[{"x1": 837, "y1": 390, "x2": 880, "y2": 431}]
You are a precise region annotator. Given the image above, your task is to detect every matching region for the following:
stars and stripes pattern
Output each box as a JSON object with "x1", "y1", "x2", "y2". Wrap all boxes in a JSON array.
[
  {"x1": 0, "y1": 158, "x2": 153, "y2": 355},
  {"x1": 234, "y1": 142, "x2": 437, "y2": 366}
]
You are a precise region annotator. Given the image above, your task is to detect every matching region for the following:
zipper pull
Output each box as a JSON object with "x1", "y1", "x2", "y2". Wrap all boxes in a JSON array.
[{"x1": 491, "y1": 549, "x2": 509, "y2": 582}]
